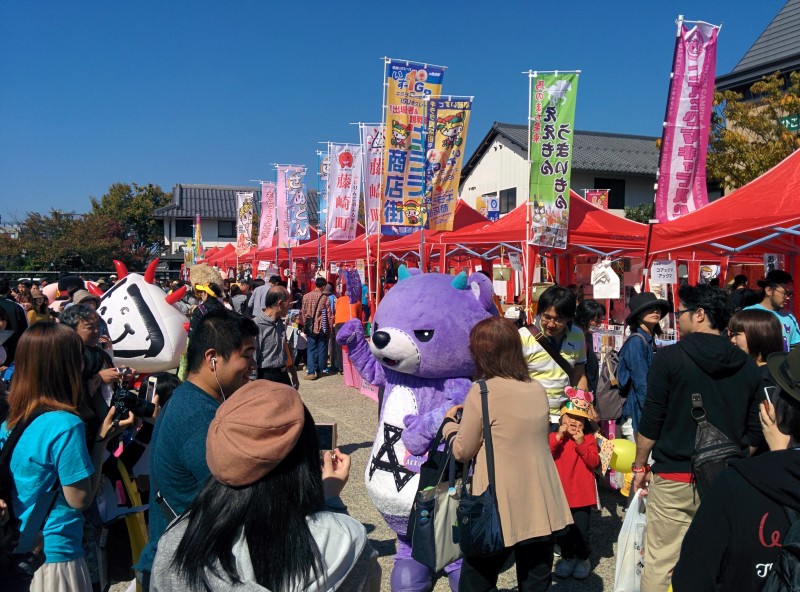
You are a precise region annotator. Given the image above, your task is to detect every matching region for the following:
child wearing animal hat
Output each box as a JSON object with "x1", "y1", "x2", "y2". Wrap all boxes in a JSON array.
[{"x1": 550, "y1": 387, "x2": 600, "y2": 581}]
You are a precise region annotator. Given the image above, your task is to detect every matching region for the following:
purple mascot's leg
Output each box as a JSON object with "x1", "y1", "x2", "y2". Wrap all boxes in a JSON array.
[
  {"x1": 391, "y1": 536, "x2": 433, "y2": 592},
  {"x1": 445, "y1": 559, "x2": 462, "y2": 592}
]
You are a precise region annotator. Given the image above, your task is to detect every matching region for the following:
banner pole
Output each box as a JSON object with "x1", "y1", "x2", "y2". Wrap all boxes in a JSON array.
[
  {"x1": 359, "y1": 123, "x2": 375, "y2": 312},
  {"x1": 525, "y1": 70, "x2": 535, "y2": 315}
]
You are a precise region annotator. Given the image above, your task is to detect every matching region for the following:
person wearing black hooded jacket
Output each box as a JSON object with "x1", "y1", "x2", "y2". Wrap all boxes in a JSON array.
[
  {"x1": 632, "y1": 284, "x2": 762, "y2": 592},
  {"x1": 672, "y1": 345, "x2": 800, "y2": 591}
]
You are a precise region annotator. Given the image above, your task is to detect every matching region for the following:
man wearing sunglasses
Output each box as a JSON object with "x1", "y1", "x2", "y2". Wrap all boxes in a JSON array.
[{"x1": 744, "y1": 269, "x2": 800, "y2": 352}]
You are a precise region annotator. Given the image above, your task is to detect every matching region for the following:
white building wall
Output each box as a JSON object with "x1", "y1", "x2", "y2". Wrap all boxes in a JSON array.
[
  {"x1": 460, "y1": 136, "x2": 656, "y2": 217},
  {"x1": 162, "y1": 217, "x2": 235, "y2": 255}
]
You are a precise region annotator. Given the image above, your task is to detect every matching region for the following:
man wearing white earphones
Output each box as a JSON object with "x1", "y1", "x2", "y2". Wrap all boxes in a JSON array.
[{"x1": 136, "y1": 309, "x2": 258, "y2": 590}]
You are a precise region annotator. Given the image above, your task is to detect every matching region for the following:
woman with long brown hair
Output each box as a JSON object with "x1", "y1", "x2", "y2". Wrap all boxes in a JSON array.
[
  {"x1": 0, "y1": 323, "x2": 130, "y2": 590},
  {"x1": 442, "y1": 316, "x2": 572, "y2": 592}
]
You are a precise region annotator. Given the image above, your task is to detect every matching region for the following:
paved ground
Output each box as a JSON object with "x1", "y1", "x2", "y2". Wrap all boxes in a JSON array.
[{"x1": 112, "y1": 372, "x2": 627, "y2": 591}]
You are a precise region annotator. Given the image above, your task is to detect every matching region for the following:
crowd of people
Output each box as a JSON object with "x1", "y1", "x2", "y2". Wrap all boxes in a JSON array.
[{"x1": 0, "y1": 264, "x2": 799, "y2": 591}]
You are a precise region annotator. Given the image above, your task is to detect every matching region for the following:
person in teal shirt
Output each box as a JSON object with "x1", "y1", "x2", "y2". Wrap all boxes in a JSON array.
[
  {"x1": 0, "y1": 323, "x2": 129, "y2": 589},
  {"x1": 744, "y1": 269, "x2": 800, "y2": 352}
]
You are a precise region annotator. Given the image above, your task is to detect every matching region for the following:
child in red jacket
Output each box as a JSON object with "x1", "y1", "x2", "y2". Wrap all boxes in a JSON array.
[{"x1": 549, "y1": 387, "x2": 600, "y2": 580}]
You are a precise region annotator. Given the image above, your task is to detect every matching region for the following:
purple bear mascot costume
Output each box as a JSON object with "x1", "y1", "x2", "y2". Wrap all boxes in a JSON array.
[{"x1": 337, "y1": 266, "x2": 497, "y2": 591}]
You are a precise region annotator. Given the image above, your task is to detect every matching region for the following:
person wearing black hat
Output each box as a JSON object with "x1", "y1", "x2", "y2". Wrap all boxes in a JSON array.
[
  {"x1": 633, "y1": 283, "x2": 762, "y2": 592},
  {"x1": 0, "y1": 279, "x2": 28, "y2": 365},
  {"x1": 617, "y1": 292, "x2": 670, "y2": 437},
  {"x1": 57, "y1": 274, "x2": 86, "y2": 310},
  {"x1": 672, "y1": 344, "x2": 800, "y2": 591},
  {"x1": 744, "y1": 269, "x2": 800, "y2": 352}
]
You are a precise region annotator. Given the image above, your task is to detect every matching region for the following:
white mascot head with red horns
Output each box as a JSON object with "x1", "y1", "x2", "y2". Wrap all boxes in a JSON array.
[{"x1": 88, "y1": 259, "x2": 188, "y2": 372}]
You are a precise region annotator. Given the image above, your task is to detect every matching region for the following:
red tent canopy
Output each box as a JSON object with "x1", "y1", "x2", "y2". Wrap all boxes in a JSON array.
[
  {"x1": 381, "y1": 200, "x2": 489, "y2": 255},
  {"x1": 288, "y1": 224, "x2": 366, "y2": 259},
  {"x1": 326, "y1": 233, "x2": 402, "y2": 261},
  {"x1": 439, "y1": 190, "x2": 648, "y2": 254},
  {"x1": 204, "y1": 243, "x2": 235, "y2": 263},
  {"x1": 648, "y1": 149, "x2": 800, "y2": 257}
]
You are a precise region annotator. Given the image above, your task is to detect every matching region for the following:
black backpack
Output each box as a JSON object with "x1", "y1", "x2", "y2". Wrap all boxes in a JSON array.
[
  {"x1": 761, "y1": 507, "x2": 800, "y2": 591},
  {"x1": 0, "y1": 410, "x2": 60, "y2": 585},
  {"x1": 595, "y1": 333, "x2": 647, "y2": 421},
  {"x1": 690, "y1": 392, "x2": 743, "y2": 499}
]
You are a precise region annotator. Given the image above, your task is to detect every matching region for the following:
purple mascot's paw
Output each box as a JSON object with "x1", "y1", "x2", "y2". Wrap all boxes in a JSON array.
[{"x1": 336, "y1": 317, "x2": 364, "y2": 346}]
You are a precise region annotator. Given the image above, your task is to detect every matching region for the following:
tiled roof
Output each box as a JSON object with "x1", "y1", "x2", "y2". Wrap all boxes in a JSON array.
[
  {"x1": 155, "y1": 184, "x2": 320, "y2": 227},
  {"x1": 462, "y1": 122, "x2": 659, "y2": 183},
  {"x1": 718, "y1": 0, "x2": 800, "y2": 90}
]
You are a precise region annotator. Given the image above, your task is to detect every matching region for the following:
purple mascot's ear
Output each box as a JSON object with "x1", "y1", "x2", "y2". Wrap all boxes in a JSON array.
[{"x1": 467, "y1": 272, "x2": 498, "y2": 314}]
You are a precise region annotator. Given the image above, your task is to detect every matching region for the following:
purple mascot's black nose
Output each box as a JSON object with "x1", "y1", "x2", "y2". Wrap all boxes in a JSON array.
[{"x1": 372, "y1": 330, "x2": 391, "y2": 349}]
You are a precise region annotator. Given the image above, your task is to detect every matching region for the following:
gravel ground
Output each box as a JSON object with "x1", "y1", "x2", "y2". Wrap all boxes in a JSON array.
[{"x1": 111, "y1": 373, "x2": 626, "y2": 591}]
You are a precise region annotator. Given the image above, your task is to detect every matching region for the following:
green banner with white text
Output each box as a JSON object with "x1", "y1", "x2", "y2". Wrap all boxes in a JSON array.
[{"x1": 529, "y1": 73, "x2": 578, "y2": 249}]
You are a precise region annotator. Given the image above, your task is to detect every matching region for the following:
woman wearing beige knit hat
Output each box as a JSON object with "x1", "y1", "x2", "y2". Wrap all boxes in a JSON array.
[{"x1": 150, "y1": 380, "x2": 380, "y2": 592}]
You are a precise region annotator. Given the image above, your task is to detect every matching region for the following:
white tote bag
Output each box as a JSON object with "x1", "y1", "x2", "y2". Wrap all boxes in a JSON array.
[{"x1": 614, "y1": 489, "x2": 647, "y2": 592}]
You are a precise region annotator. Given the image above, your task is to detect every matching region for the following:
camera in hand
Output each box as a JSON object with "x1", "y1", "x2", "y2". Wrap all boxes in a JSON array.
[{"x1": 112, "y1": 387, "x2": 156, "y2": 420}]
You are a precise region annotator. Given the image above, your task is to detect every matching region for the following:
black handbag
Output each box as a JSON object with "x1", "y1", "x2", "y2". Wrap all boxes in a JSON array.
[{"x1": 456, "y1": 379, "x2": 505, "y2": 557}]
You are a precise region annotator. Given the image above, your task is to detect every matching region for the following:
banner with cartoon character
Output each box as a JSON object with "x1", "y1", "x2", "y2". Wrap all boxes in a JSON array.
[
  {"x1": 424, "y1": 96, "x2": 472, "y2": 232},
  {"x1": 655, "y1": 21, "x2": 719, "y2": 222},
  {"x1": 360, "y1": 123, "x2": 384, "y2": 235},
  {"x1": 327, "y1": 144, "x2": 363, "y2": 241},
  {"x1": 276, "y1": 166, "x2": 298, "y2": 248},
  {"x1": 258, "y1": 182, "x2": 276, "y2": 250},
  {"x1": 585, "y1": 189, "x2": 609, "y2": 210},
  {"x1": 381, "y1": 59, "x2": 445, "y2": 236},
  {"x1": 235, "y1": 192, "x2": 255, "y2": 255},
  {"x1": 529, "y1": 72, "x2": 579, "y2": 249}
]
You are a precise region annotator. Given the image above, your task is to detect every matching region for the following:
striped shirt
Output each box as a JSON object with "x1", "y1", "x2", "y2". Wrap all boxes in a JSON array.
[{"x1": 520, "y1": 321, "x2": 587, "y2": 417}]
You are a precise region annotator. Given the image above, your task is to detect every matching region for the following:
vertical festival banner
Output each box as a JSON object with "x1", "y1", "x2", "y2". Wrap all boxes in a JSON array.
[
  {"x1": 424, "y1": 96, "x2": 472, "y2": 232},
  {"x1": 184, "y1": 238, "x2": 194, "y2": 267},
  {"x1": 327, "y1": 145, "x2": 363, "y2": 241},
  {"x1": 381, "y1": 59, "x2": 445, "y2": 235},
  {"x1": 286, "y1": 167, "x2": 310, "y2": 241},
  {"x1": 361, "y1": 123, "x2": 384, "y2": 235},
  {"x1": 529, "y1": 72, "x2": 579, "y2": 249},
  {"x1": 258, "y1": 182, "x2": 276, "y2": 249},
  {"x1": 584, "y1": 189, "x2": 609, "y2": 210},
  {"x1": 655, "y1": 20, "x2": 719, "y2": 222},
  {"x1": 318, "y1": 152, "x2": 330, "y2": 234},
  {"x1": 193, "y1": 213, "x2": 205, "y2": 263},
  {"x1": 235, "y1": 192, "x2": 255, "y2": 255},
  {"x1": 275, "y1": 166, "x2": 296, "y2": 249}
]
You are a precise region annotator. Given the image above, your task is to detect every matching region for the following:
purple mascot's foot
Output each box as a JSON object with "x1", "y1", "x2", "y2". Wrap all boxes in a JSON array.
[
  {"x1": 446, "y1": 562, "x2": 461, "y2": 592},
  {"x1": 391, "y1": 558, "x2": 433, "y2": 592}
]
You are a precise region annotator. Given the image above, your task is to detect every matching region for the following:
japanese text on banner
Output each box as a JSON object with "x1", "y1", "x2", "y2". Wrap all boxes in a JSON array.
[
  {"x1": 529, "y1": 72, "x2": 579, "y2": 250},
  {"x1": 286, "y1": 167, "x2": 310, "y2": 241},
  {"x1": 276, "y1": 167, "x2": 297, "y2": 248},
  {"x1": 424, "y1": 97, "x2": 472, "y2": 232},
  {"x1": 381, "y1": 59, "x2": 445, "y2": 235},
  {"x1": 326, "y1": 145, "x2": 363, "y2": 241},
  {"x1": 258, "y1": 182, "x2": 276, "y2": 250},
  {"x1": 655, "y1": 22, "x2": 719, "y2": 222},
  {"x1": 319, "y1": 153, "x2": 330, "y2": 233},
  {"x1": 235, "y1": 192, "x2": 255, "y2": 255},
  {"x1": 361, "y1": 124, "x2": 384, "y2": 235}
]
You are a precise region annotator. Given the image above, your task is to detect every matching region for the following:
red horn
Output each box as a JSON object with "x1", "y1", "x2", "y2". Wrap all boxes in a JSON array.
[
  {"x1": 113, "y1": 260, "x2": 128, "y2": 279},
  {"x1": 87, "y1": 283, "x2": 104, "y2": 298},
  {"x1": 165, "y1": 285, "x2": 187, "y2": 305},
  {"x1": 144, "y1": 259, "x2": 159, "y2": 284}
]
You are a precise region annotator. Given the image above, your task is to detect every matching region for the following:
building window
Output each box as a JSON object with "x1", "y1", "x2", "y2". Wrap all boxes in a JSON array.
[
  {"x1": 499, "y1": 188, "x2": 517, "y2": 214},
  {"x1": 174, "y1": 219, "x2": 193, "y2": 237},
  {"x1": 594, "y1": 178, "x2": 626, "y2": 209},
  {"x1": 218, "y1": 220, "x2": 235, "y2": 238}
]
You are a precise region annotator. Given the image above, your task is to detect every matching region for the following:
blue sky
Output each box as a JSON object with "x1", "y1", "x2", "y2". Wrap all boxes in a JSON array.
[{"x1": 0, "y1": 1, "x2": 783, "y2": 221}]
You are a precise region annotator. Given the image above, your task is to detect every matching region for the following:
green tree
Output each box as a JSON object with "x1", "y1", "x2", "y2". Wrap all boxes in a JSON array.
[
  {"x1": 89, "y1": 182, "x2": 171, "y2": 269},
  {"x1": 708, "y1": 71, "x2": 800, "y2": 190},
  {"x1": 624, "y1": 203, "x2": 654, "y2": 223}
]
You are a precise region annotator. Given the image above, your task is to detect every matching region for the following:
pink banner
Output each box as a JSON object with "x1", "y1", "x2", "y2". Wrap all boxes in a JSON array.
[
  {"x1": 326, "y1": 145, "x2": 363, "y2": 241},
  {"x1": 585, "y1": 189, "x2": 609, "y2": 210},
  {"x1": 655, "y1": 21, "x2": 719, "y2": 222},
  {"x1": 258, "y1": 182, "x2": 276, "y2": 250},
  {"x1": 361, "y1": 124, "x2": 383, "y2": 235},
  {"x1": 276, "y1": 167, "x2": 297, "y2": 248}
]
